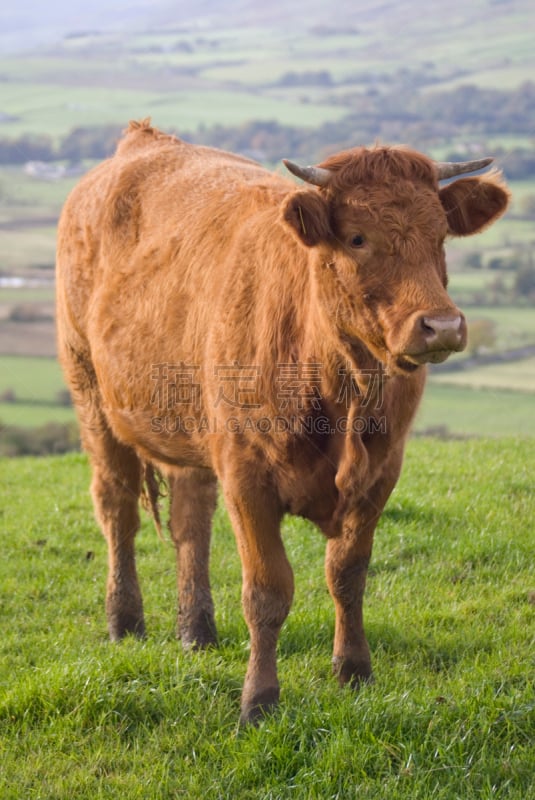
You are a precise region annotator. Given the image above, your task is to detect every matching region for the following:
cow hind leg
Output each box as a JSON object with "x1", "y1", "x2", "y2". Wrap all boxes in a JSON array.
[
  {"x1": 58, "y1": 337, "x2": 145, "y2": 640},
  {"x1": 168, "y1": 467, "x2": 218, "y2": 649},
  {"x1": 85, "y1": 422, "x2": 145, "y2": 640}
]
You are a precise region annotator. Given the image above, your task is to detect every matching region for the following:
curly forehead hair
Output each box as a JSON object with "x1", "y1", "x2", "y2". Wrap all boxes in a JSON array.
[{"x1": 318, "y1": 146, "x2": 439, "y2": 193}]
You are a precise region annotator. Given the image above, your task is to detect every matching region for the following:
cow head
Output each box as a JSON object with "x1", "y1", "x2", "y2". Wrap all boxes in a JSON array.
[{"x1": 282, "y1": 147, "x2": 510, "y2": 375}]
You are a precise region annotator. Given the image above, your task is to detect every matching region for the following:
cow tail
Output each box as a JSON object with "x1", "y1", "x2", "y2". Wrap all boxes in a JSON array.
[{"x1": 141, "y1": 462, "x2": 168, "y2": 542}]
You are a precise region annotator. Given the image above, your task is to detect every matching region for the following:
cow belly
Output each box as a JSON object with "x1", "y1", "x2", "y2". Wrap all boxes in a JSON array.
[{"x1": 105, "y1": 406, "x2": 213, "y2": 469}]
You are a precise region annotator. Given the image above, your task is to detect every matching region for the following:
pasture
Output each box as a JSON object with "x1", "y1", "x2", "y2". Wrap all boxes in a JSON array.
[
  {"x1": 0, "y1": 0, "x2": 534, "y2": 143},
  {"x1": 0, "y1": 402, "x2": 75, "y2": 427},
  {"x1": 415, "y1": 384, "x2": 535, "y2": 437},
  {"x1": 0, "y1": 356, "x2": 66, "y2": 403},
  {"x1": 1, "y1": 439, "x2": 533, "y2": 798},
  {"x1": 430, "y1": 357, "x2": 535, "y2": 393}
]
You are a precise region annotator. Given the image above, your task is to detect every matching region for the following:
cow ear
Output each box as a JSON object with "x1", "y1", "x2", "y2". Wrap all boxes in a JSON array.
[
  {"x1": 439, "y1": 174, "x2": 510, "y2": 237},
  {"x1": 282, "y1": 191, "x2": 331, "y2": 247}
]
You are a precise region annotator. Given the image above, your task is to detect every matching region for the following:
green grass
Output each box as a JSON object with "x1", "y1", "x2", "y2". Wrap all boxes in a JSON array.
[
  {"x1": 447, "y1": 269, "x2": 515, "y2": 294},
  {"x1": 0, "y1": 287, "x2": 55, "y2": 304},
  {"x1": 0, "y1": 355, "x2": 67, "y2": 403},
  {"x1": 430, "y1": 356, "x2": 535, "y2": 393},
  {"x1": 0, "y1": 440, "x2": 533, "y2": 798},
  {"x1": 0, "y1": 165, "x2": 82, "y2": 210},
  {"x1": 415, "y1": 383, "x2": 535, "y2": 437},
  {"x1": 0, "y1": 84, "x2": 164, "y2": 139},
  {"x1": 0, "y1": 356, "x2": 74, "y2": 432},
  {"x1": 448, "y1": 218, "x2": 535, "y2": 250},
  {"x1": 464, "y1": 307, "x2": 535, "y2": 349},
  {"x1": 0, "y1": 228, "x2": 58, "y2": 272},
  {"x1": 0, "y1": 402, "x2": 75, "y2": 427},
  {"x1": 0, "y1": 81, "x2": 348, "y2": 139}
]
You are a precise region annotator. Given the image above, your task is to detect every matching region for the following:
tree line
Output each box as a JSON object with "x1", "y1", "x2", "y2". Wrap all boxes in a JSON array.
[
  {"x1": 0, "y1": 125, "x2": 122, "y2": 164},
  {"x1": 1, "y1": 82, "x2": 535, "y2": 174}
]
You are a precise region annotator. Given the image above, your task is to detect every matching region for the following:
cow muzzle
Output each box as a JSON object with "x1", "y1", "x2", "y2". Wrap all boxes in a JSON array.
[{"x1": 396, "y1": 313, "x2": 467, "y2": 370}]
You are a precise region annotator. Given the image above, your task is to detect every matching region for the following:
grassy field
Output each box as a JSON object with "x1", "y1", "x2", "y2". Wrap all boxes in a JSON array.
[
  {"x1": 0, "y1": 402, "x2": 75, "y2": 427},
  {"x1": 0, "y1": 227, "x2": 57, "y2": 272},
  {"x1": 0, "y1": 67, "x2": 348, "y2": 140},
  {"x1": 0, "y1": 0, "x2": 534, "y2": 140},
  {"x1": 463, "y1": 307, "x2": 535, "y2": 350},
  {"x1": 0, "y1": 356, "x2": 76, "y2": 431},
  {"x1": 447, "y1": 270, "x2": 515, "y2": 294},
  {"x1": 0, "y1": 355, "x2": 67, "y2": 402},
  {"x1": 415, "y1": 384, "x2": 535, "y2": 437},
  {"x1": 0, "y1": 287, "x2": 55, "y2": 305},
  {"x1": 0, "y1": 439, "x2": 533, "y2": 798},
  {"x1": 430, "y1": 357, "x2": 535, "y2": 393}
]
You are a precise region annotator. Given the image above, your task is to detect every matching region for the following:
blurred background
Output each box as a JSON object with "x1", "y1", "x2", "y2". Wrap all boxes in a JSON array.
[{"x1": 1, "y1": 0, "x2": 534, "y2": 454}]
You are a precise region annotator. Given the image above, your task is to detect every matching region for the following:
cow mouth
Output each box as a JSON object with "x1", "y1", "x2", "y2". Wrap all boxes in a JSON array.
[
  {"x1": 396, "y1": 350, "x2": 452, "y2": 371},
  {"x1": 395, "y1": 357, "x2": 422, "y2": 374}
]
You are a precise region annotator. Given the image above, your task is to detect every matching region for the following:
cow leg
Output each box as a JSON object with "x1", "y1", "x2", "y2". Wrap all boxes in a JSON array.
[
  {"x1": 58, "y1": 339, "x2": 145, "y2": 640},
  {"x1": 88, "y1": 425, "x2": 145, "y2": 640},
  {"x1": 168, "y1": 467, "x2": 218, "y2": 649},
  {"x1": 325, "y1": 520, "x2": 375, "y2": 686},
  {"x1": 224, "y1": 486, "x2": 293, "y2": 725},
  {"x1": 325, "y1": 455, "x2": 403, "y2": 687}
]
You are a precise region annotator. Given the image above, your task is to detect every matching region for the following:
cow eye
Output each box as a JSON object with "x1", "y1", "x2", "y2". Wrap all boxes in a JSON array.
[{"x1": 351, "y1": 234, "x2": 365, "y2": 248}]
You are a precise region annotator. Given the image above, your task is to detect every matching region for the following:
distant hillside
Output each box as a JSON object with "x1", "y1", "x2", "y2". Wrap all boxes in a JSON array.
[{"x1": 1, "y1": 0, "x2": 533, "y2": 55}]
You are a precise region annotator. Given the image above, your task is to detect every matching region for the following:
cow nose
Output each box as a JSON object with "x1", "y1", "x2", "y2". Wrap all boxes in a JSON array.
[{"x1": 420, "y1": 314, "x2": 466, "y2": 351}]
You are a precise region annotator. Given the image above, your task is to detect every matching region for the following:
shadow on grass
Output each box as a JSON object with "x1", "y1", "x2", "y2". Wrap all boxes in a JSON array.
[
  {"x1": 380, "y1": 502, "x2": 447, "y2": 527},
  {"x1": 277, "y1": 613, "x2": 489, "y2": 674}
]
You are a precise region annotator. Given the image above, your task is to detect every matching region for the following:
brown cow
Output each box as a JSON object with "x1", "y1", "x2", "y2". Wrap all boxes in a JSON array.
[{"x1": 56, "y1": 119, "x2": 509, "y2": 723}]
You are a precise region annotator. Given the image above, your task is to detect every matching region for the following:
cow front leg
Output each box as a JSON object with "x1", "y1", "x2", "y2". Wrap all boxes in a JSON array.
[
  {"x1": 169, "y1": 467, "x2": 218, "y2": 649},
  {"x1": 325, "y1": 524, "x2": 375, "y2": 687},
  {"x1": 326, "y1": 457, "x2": 403, "y2": 687},
  {"x1": 224, "y1": 488, "x2": 294, "y2": 725}
]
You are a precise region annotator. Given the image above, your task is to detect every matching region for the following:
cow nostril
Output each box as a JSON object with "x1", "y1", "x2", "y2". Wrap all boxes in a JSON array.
[
  {"x1": 421, "y1": 318, "x2": 436, "y2": 336},
  {"x1": 419, "y1": 315, "x2": 464, "y2": 348}
]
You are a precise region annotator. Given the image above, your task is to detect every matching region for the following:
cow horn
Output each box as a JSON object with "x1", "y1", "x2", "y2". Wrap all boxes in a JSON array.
[
  {"x1": 435, "y1": 157, "x2": 494, "y2": 180},
  {"x1": 283, "y1": 159, "x2": 332, "y2": 187}
]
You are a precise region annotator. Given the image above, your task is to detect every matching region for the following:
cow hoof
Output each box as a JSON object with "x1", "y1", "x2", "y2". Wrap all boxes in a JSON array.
[
  {"x1": 180, "y1": 629, "x2": 218, "y2": 650},
  {"x1": 239, "y1": 687, "x2": 280, "y2": 726},
  {"x1": 108, "y1": 615, "x2": 146, "y2": 641},
  {"x1": 332, "y1": 656, "x2": 373, "y2": 689},
  {"x1": 179, "y1": 612, "x2": 218, "y2": 650}
]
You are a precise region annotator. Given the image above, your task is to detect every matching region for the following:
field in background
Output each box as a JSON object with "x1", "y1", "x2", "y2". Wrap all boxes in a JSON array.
[
  {"x1": 1, "y1": 0, "x2": 534, "y2": 139},
  {"x1": 1, "y1": 0, "x2": 534, "y2": 442},
  {"x1": 415, "y1": 384, "x2": 534, "y2": 437},
  {"x1": 0, "y1": 356, "x2": 66, "y2": 401},
  {"x1": 430, "y1": 357, "x2": 535, "y2": 393}
]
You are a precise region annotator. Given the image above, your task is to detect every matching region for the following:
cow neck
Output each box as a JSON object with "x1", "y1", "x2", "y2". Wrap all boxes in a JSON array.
[
  {"x1": 295, "y1": 269, "x2": 391, "y2": 503},
  {"x1": 300, "y1": 273, "x2": 387, "y2": 410}
]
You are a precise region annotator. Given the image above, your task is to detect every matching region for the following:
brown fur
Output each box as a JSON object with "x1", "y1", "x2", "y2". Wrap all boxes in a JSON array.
[{"x1": 56, "y1": 119, "x2": 510, "y2": 723}]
